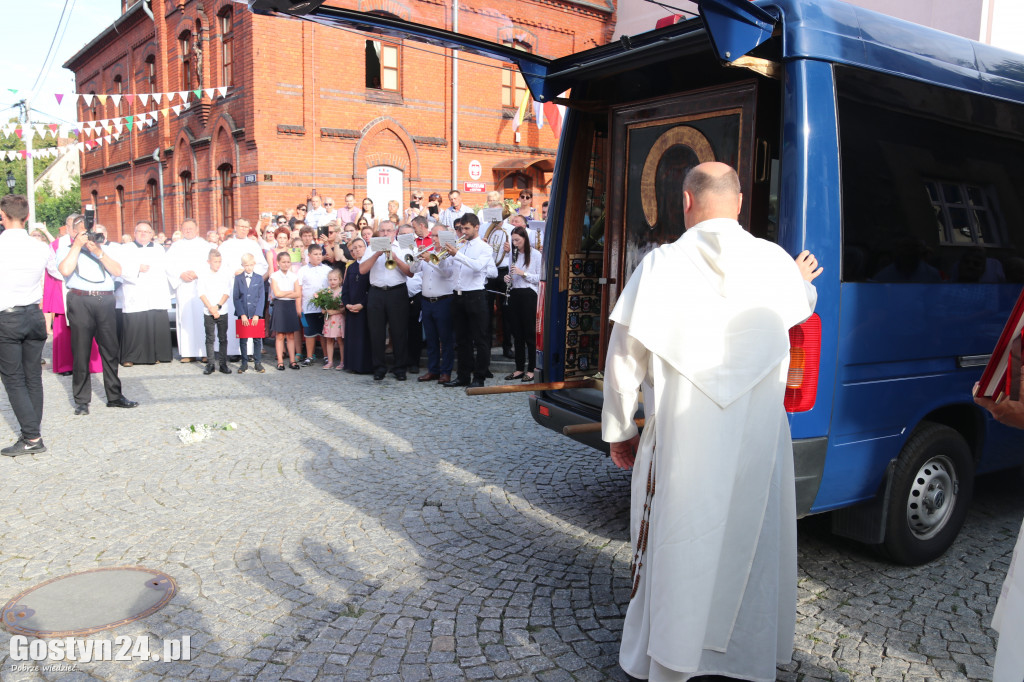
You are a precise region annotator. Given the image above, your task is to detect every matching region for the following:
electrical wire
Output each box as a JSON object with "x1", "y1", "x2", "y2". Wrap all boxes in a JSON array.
[
  {"x1": 638, "y1": 0, "x2": 699, "y2": 19},
  {"x1": 30, "y1": 0, "x2": 78, "y2": 100}
]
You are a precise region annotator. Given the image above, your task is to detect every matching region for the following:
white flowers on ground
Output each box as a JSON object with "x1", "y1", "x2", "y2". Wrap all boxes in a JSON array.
[{"x1": 176, "y1": 422, "x2": 239, "y2": 445}]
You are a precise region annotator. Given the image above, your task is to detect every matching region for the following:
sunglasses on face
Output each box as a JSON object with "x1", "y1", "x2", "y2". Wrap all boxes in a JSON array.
[{"x1": 325, "y1": 202, "x2": 333, "y2": 206}]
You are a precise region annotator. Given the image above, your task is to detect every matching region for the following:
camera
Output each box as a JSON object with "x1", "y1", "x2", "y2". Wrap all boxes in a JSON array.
[{"x1": 84, "y1": 204, "x2": 105, "y2": 244}]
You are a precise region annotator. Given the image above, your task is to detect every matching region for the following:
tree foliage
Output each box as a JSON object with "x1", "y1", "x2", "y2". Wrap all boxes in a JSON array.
[{"x1": 1, "y1": 115, "x2": 80, "y2": 233}]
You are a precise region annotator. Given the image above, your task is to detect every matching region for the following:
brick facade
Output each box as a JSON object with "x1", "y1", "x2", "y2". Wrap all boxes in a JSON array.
[{"x1": 65, "y1": 0, "x2": 613, "y2": 240}]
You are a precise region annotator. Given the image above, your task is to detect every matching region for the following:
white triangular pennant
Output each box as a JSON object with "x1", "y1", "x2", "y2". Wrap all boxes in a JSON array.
[
  {"x1": 216, "y1": 86, "x2": 228, "y2": 99},
  {"x1": 138, "y1": 93, "x2": 149, "y2": 107},
  {"x1": 171, "y1": 104, "x2": 182, "y2": 116},
  {"x1": 111, "y1": 94, "x2": 122, "y2": 106},
  {"x1": 113, "y1": 122, "x2": 123, "y2": 134}
]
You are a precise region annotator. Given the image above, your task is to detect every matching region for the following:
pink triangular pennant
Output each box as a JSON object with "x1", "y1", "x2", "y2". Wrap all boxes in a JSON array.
[{"x1": 55, "y1": 93, "x2": 64, "y2": 105}]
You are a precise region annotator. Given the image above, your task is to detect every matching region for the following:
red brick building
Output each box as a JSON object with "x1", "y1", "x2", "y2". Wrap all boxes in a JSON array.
[{"x1": 64, "y1": 0, "x2": 614, "y2": 239}]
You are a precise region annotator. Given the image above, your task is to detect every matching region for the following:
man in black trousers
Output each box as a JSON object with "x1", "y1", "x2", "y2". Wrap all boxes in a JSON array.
[
  {"x1": 358, "y1": 220, "x2": 414, "y2": 380},
  {"x1": 57, "y1": 214, "x2": 138, "y2": 415},
  {"x1": 0, "y1": 195, "x2": 60, "y2": 455}
]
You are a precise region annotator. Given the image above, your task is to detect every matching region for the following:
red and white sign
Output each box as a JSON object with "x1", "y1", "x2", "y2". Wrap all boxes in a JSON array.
[
  {"x1": 468, "y1": 159, "x2": 482, "y2": 180},
  {"x1": 464, "y1": 182, "x2": 486, "y2": 193}
]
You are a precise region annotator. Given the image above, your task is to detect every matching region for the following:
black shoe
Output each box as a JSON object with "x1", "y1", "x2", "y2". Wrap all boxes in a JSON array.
[
  {"x1": 106, "y1": 397, "x2": 139, "y2": 408},
  {"x1": 443, "y1": 378, "x2": 470, "y2": 387},
  {"x1": 58, "y1": 371, "x2": 73, "y2": 377},
  {"x1": 1, "y1": 438, "x2": 46, "y2": 456},
  {"x1": 394, "y1": 373, "x2": 407, "y2": 381},
  {"x1": 203, "y1": 364, "x2": 215, "y2": 375},
  {"x1": 505, "y1": 371, "x2": 524, "y2": 380},
  {"x1": 238, "y1": 365, "x2": 248, "y2": 374},
  {"x1": 503, "y1": 349, "x2": 515, "y2": 359},
  {"x1": 74, "y1": 404, "x2": 89, "y2": 415},
  {"x1": 469, "y1": 380, "x2": 485, "y2": 388},
  {"x1": 483, "y1": 370, "x2": 494, "y2": 379},
  {"x1": 374, "y1": 371, "x2": 386, "y2": 381},
  {"x1": 219, "y1": 364, "x2": 232, "y2": 374},
  {"x1": 254, "y1": 364, "x2": 266, "y2": 373}
]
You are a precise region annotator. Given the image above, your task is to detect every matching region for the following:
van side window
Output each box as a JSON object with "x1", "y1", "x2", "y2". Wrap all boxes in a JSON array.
[{"x1": 837, "y1": 67, "x2": 1024, "y2": 284}]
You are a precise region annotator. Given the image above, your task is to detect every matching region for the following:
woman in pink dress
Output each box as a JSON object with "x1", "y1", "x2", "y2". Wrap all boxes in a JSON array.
[{"x1": 46, "y1": 232, "x2": 102, "y2": 375}]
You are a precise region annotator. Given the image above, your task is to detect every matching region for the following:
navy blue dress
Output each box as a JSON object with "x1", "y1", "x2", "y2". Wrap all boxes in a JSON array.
[{"x1": 342, "y1": 265, "x2": 372, "y2": 373}]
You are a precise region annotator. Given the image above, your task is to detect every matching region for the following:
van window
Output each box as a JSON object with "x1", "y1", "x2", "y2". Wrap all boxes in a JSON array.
[{"x1": 837, "y1": 67, "x2": 1024, "y2": 283}]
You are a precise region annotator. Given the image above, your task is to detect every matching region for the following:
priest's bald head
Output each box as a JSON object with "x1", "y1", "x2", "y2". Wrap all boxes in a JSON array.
[{"x1": 682, "y1": 162, "x2": 742, "y2": 229}]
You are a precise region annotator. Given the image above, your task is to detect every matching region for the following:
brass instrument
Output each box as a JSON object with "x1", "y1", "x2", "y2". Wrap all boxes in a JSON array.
[
  {"x1": 435, "y1": 236, "x2": 468, "y2": 262},
  {"x1": 406, "y1": 244, "x2": 435, "y2": 264},
  {"x1": 383, "y1": 245, "x2": 397, "y2": 270}
]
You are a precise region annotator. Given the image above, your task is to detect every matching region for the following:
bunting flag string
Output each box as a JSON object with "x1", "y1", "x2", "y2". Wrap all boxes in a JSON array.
[{"x1": 60, "y1": 87, "x2": 231, "y2": 109}]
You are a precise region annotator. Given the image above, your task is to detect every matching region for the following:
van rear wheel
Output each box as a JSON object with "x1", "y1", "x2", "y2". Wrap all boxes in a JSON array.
[{"x1": 882, "y1": 422, "x2": 974, "y2": 565}]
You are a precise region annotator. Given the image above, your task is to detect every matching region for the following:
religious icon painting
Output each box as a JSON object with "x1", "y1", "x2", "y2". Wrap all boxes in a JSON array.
[
  {"x1": 580, "y1": 297, "x2": 593, "y2": 313},
  {"x1": 570, "y1": 279, "x2": 582, "y2": 292},
  {"x1": 578, "y1": 355, "x2": 590, "y2": 371},
  {"x1": 569, "y1": 295, "x2": 581, "y2": 311},
  {"x1": 583, "y1": 260, "x2": 597, "y2": 277},
  {"x1": 582, "y1": 279, "x2": 595, "y2": 295},
  {"x1": 571, "y1": 259, "x2": 584, "y2": 275},
  {"x1": 579, "y1": 334, "x2": 590, "y2": 349},
  {"x1": 580, "y1": 315, "x2": 593, "y2": 332},
  {"x1": 566, "y1": 348, "x2": 577, "y2": 366},
  {"x1": 568, "y1": 313, "x2": 580, "y2": 329},
  {"x1": 567, "y1": 331, "x2": 579, "y2": 346}
]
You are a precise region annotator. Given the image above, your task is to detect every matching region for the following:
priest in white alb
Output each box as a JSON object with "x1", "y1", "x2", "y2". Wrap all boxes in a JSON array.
[
  {"x1": 166, "y1": 218, "x2": 213, "y2": 361},
  {"x1": 119, "y1": 221, "x2": 173, "y2": 365},
  {"x1": 602, "y1": 162, "x2": 822, "y2": 681},
  {"x1": 217, "y1": 218, "x2": 268, "y2": 356}
]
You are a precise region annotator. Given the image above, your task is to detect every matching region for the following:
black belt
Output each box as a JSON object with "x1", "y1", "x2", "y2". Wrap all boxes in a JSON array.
[
  {"x1": 423, "y1": 294, "x2": 452, "y2": 302},
  {"x1": 70, "y1": 289, "x2": 113, "y2": 296},
  {"x1": 0, "y1": 304, "x2": 38, "y2": 314},
  {"x1": 454, "y1": 289, "x2": 484, "y2": 296},
  {"x1": 372, "y1": 284, "x2": 407, "y2": 291}
]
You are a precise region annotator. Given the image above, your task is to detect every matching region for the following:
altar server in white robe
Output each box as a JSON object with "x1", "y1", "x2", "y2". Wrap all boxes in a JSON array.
[
  {"x1": 167, "y1": 219, "x2": 214, "y2": 361},
  {"x1": 971, "y1": 390, "x2": 1024, "y2": 682},
  {"x1": 602, "y1": 162, "x2": 822, "y2": 682},
  {"x1": 217, "y1": 219, "x2": 268, "y2": 356},
  {"x1": 119, "y1": 221, "x2": 173, "y2": 365}
]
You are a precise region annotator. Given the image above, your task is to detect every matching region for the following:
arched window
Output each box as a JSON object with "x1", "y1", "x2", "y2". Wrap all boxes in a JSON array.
[
  {"x1": 147, "y1": 179, "x2": 160, "y2": 233},
  {"x1": 91, "y1": 190, "x2": 99, "y2": 223},
  {"x1": 179, "y1": 31, "x2": 193, "y2": 91},
  {"x1": 89, "y1": 91, "x2": 98, "y2": 120},
  {"x1": 501, "y1": 40, "x2": 530, "y2": 108},
  {"x1": 114, "y1": 75, "x2": 126, "y2": 117},
  {"x1": 145, "y1": 55, "x2": 157, "y2": 94},
  {"x1": 219, "y1": 8, "x2": 234, "y2": 88},
  {"x1": 181, "y1": 171, "x2": 194, "y2": 220},
  {"x1": 116, "y1": 185, "x2": 125, "y2": 234},
  {"x1": 218, "y1": 164, "x2": 234, "y2": 227}
]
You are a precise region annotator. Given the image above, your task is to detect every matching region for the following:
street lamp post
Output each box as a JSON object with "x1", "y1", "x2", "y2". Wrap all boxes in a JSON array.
[{"x1": 5, "y1": 171, "x2": 15, "y2": 194}]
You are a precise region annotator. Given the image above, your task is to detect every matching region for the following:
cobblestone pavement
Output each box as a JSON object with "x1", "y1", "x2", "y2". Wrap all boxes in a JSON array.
[{"x1": 0, "y1": 348, "x2": 1020, "y2": 681}]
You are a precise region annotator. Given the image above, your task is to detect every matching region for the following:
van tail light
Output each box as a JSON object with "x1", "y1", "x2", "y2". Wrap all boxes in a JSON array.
[
  {"x1": 784, "y1": 313, "x2": 821, "y2": 412},
  {"x1": 535, "y1": 281, "x2": 545, "y2": 355}
]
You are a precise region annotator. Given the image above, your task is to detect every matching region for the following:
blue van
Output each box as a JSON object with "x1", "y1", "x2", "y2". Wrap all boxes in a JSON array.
[{"x1": 251, "y1": 0, "x2": 1024, "y2": 564}]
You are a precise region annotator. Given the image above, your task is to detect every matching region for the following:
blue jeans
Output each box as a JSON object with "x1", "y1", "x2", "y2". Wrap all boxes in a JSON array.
[{"x1": 420, "y1": 296, "x2": 454, "y2": 374}]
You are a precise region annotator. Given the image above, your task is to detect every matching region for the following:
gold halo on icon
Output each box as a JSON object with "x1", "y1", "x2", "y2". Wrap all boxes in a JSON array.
[{"x1": 640, "y1": 126, "x2": 715, "y2": 227}]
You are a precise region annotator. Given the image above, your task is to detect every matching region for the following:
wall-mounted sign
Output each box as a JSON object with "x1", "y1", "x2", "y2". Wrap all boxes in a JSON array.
[
  {"x1": 464, "y1": 182, "x2": 486, "y2": 193},
  {"x1": 468, "y1": 159, "x2": 482, "y2": 180},
  {"x1": 243, "y1": 174, "x2": 257, "y2": 184}
]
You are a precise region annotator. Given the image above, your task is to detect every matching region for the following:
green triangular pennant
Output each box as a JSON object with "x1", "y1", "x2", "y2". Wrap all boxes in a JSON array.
[
  {"x1": 192, "y1": 89, "x2": 202, "y2": 101},
  {"x1": 125, "y1": 115, "x2": 134, "y2": 131}
]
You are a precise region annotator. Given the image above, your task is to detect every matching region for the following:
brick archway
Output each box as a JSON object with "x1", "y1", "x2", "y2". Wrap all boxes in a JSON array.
[{"x1": 353, "y1": 117, "x2": 419, "y2": 182}]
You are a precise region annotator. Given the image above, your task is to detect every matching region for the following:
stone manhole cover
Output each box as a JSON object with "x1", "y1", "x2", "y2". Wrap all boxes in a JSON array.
[{"x1": 1, "y1": 567, "x2": 176, "y2": 637}]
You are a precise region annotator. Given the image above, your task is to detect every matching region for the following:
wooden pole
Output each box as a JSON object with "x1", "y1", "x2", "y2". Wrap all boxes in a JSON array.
[{"x1": 464, "y1": 379, "x2": 597, "y2": 396}]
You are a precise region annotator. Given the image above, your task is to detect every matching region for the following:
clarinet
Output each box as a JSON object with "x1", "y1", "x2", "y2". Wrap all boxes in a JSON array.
[{"x1": 506, "y1": 244, "x2": 518, "y2": 300}]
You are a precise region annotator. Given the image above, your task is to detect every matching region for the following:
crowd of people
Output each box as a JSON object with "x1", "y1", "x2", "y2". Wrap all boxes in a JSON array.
[{"x1": 30, "y1": 188, "x2": 546, "y2": 393}]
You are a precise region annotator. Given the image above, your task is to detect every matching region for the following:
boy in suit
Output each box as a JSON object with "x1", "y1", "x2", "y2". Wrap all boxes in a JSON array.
[{"x1": 233, "y1": 253, "x2": 266, "y2": 373}]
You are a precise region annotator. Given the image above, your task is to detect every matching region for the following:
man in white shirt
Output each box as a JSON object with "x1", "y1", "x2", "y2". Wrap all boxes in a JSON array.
[
  {"x1": 305, "y1": 195, "x2": 328, "y2": 233},
  {"x1": 166, "y1": 219, "x2": 212, "y2": 362},
  {"x1": 411, "y1": 225, "x2": 456, "y2": 383},
  {"x1": 442, "y1": 213, "x2": 495, "y2": 388},
  {"x1": 602, "y1": 162, "x2": 821, "y2": 681},
  {"x1": 119, "y1": 221, "x2": 173, "y2": 366},
  {"x1": 438, "y1": 190, "x2": 470, "y2": 229},
  {"x1": 217, "y1": 219, "x2": 268, "y2": 357},
  {"x1": 297, "y1": 245, "x2": 332, "y2": 366},
  {"x1": 358, "y1": 220, "x2": 413, "y2": 380},
  {"x1": 0, "y1": 194, "x2": 61, "y2": 455}
]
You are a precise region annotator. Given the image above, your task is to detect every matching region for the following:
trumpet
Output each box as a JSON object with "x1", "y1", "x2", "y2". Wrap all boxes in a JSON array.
[
  {"x1": 436, "y1": 236, "x2": 468, "y2": 262},
  {"x1": 381, "y1": 245, "x2": 396, "y2": 270},
  {"x1": 405, "y1": 244, "x2": 436, "y2": 264}
]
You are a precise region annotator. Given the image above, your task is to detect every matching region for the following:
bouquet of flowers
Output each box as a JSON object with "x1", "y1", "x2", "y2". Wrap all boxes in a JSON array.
[
  {"x1": 176, "y1": 422, "x2": 238, "y2": 445},
  {"x1": 310, "y1": 288, "x2": 342, "y2": 312}
]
